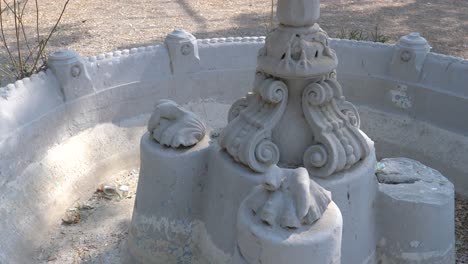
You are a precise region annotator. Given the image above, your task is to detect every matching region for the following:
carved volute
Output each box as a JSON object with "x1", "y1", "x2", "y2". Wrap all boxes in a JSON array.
[{"x1": 219, "y1": 0, "x2": 369, "y2": 178}]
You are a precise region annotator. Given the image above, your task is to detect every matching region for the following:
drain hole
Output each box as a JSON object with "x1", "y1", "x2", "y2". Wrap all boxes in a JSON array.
[{"x1": 315, "y1": 50, "x2": 319, "y2": 58}]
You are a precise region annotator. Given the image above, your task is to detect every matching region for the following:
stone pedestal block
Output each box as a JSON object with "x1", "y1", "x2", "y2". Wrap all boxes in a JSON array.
[
  {"x1": 375, "y1": 158, "x2": 455, "y2": 264},
  {"x1": 200, "y1": 144, "x2": 264, "y2": 259},
  {"x1": 127, "y1": 132, "x2": 210, "y2": 263},
  {"x1": 235, "y1": 199, "x2": 342, "y2": 264},
  {"x1": 315, "y1": 135, "x2": 378, "y2": 264}
]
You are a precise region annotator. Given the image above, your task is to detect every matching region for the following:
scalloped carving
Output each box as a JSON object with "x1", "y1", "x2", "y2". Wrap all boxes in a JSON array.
[
  {"x1": 246, "y1": 166, "x2": 331, "y2": 229},
  {"x1": 198, "y1": 36, "x2": 266, "y2": 45},
  {"x1": 219, "y1": 74, "x2": 288, "y2": 173},
  {"x1": 147, "y1": 100, "x2": 206, "y2": 148}
]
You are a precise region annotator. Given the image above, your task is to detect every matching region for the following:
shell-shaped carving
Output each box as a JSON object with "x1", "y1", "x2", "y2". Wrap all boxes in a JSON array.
[
  {"x1": 147, "y1": 100, "x2": 206, "y2": 148},
  {"x1": 246, "y1": 166, "x2": 331, "y2": 229}
]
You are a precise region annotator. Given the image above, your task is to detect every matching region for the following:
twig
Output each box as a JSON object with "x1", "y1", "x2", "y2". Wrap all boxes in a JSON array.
[
  {"x1": 0, "y1": 0, "x2": 19, "y2": 74},
  {"x1": 270, "y1": 0, "x2": 274, "y2": 30},
  {"x1": 0, "y1": 0, "x2": 21, "y2": 15},
  {"x1": 34, "y1": 0, "x2": 38, "y2": 43},
  {"x1": 0, "y1": 65, "x2": 13, "y2": 76},
  {"x1": 18, "y1": 0, "x2": 33, "y2": 63},
  {"x1": 31, "y1": 0, "x2": 70, "y2": 73},
  {"x1": 13, "y1": 0, "x2": 24, "y2": 78}
]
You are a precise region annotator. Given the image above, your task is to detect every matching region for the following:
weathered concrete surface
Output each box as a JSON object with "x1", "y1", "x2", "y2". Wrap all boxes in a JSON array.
[
  {"x1": 376, "y1": 158, "x2": 455, "y2": 264},
  {"x1": 127, "y1": 133, "x2": 210, "y2": 263},
  {"x1": 130, "y1": 132, "x2": 342, "y2": 263},
  {"x1": 1, "y1": 33, "x2": 466, "y2": 197},
  {"x1": 236, "y1": 201, "x2": 342, "y2": 264},
  {"x1": 0, "y1": 32, "x2": 466, "y2": 263},
  {"x1": 315, "y1": 135, "x2": 378, "y2": 264},
  {"x1": 358, "y1": 107, "x2": 468, "y2": 198},
  {"x1": 0, "y1": 122, "x2": 145, "y2": 263}
]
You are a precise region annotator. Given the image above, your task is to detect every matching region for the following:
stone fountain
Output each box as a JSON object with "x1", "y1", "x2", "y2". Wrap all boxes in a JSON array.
[
  {"x1": 0, "y1": 0, "x2": 463, "y2": 263},
  {"x1": 127, "y1": 0, "x2": 455, "y2": 263}
]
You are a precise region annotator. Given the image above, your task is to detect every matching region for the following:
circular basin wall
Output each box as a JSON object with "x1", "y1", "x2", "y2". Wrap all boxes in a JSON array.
[{"x1": 0, "y1": 34, "x2": 467, "y2": 263}]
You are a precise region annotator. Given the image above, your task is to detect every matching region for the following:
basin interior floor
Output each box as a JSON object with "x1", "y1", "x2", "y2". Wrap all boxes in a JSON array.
[
  {"x1": 35, "y1": 168, "x2": 139, "y2": 264},
  {"x1": 457, "y1": 196, "x2": 468, "y2": 264},
  {"x1": 32, "y1": 167, "x2": 468, "y2": 264}
]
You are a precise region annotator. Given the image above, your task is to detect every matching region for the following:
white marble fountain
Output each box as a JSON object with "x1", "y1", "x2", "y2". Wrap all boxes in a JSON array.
[{"x1": 1, "y1": 0, "x2": 466, "y2": 263}]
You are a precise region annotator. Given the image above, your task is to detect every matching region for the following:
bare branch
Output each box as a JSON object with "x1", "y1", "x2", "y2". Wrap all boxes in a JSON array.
[
  {"x1": 34, "y1": 0, "x2": 38, "y2": 43},
  {"x1": 31, "y1": 0, "x2": 70, "y2": 72},
  {"x1": 1, "y1": 0, "x2": 69, "y2": 79},
  {"x1": 18, "y1": 0, "x2": 33, "y2": 63},
  {"x1": 0, "y1": 0, "x2": 19, "y2": 74},
  {"x1": 13, "y1": 0, "x2": 24, "y2": 78}
]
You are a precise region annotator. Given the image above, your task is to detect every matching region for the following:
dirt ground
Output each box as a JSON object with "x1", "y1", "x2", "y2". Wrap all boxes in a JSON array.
[
  {"x1": 457, "y1": 196, "x2": 468, "y2": 263},
  {"x1": 39, "y1": 0, "x2": 468, "y2": 59},
  {"x1": 35, "y1": 169, "x2": 140, "y2": 264},
  {"x1": 35, "y1": 167, "x2": 468, "y2": 263},
  {"x1": 1, "y1": 0, "x2": 467, "y2": 82},
  {"x1": 0, "y1": 0, "x2": 467, "y2": 61}
]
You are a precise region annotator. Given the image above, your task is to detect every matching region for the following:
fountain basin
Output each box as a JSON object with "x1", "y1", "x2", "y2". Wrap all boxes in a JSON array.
[{"x1": 0, "y1": 32, "x2": 466, "y2": 263}]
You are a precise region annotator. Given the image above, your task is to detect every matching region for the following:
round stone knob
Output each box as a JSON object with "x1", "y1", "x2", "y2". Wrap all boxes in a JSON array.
[{"x1": 277, "y1": 0, "x2": 320, "y2": 27}]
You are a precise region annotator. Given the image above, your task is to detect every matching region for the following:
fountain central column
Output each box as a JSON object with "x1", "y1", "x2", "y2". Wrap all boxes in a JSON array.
[
  {"x1": 218, "y1": 1, "x2": 379, "y2": 263},
  {"x1": 220, "y1": 0, "x2": 369, "y2": 177},
  {"x1": 129, "y1": 1, "x2": 379, "y2": 263}
]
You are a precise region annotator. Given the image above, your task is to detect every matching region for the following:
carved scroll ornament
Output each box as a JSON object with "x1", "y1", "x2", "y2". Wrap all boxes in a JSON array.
[
  {"x1": 302, "y1": 78, "x2": 369, "y2": 178},
  {"x1": 219, "y1": 73, "x2": 288, "y2": 173}
]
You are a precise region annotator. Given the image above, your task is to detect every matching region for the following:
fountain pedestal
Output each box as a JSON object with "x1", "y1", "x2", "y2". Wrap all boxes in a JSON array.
[
  {"x1": 128, "y1": 134, "x2": 345, "y2": 263},
  {"x1": 127, "y1": 0, "x2": 455, "y2": 263}
]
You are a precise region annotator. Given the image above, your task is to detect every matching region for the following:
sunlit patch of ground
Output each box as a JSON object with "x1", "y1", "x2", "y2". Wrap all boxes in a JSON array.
[{"x1": 35, "y1": 169, "x2": 139, "y2": 264}]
